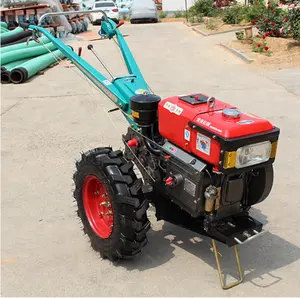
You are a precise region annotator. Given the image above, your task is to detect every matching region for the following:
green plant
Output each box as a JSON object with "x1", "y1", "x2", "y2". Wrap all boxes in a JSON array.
[
  {"x1": 254, "y1": 0, "x2": 289, "y2": 37},
  {"x1": 206, "y1": 19, "x2": 218, "y2": 30},
  {"x1": 189, "y1": 16, "x2": 196, "y2": 23},
  {"x1": 222, "y1": 5, "x2": 246, "y2": 24},
  {"x1": 189, "y1": 0, "x2": 216, "y2": 17},
  {"x1": 174, "y1": 10, "x2": 184, "y2": 18},
  {"x1": 159, "y1": 11, "x2": 168, "y2": 19},
  {"x1": 287, "y1": 1, "x2": 300, "y2": 40},
  {"x1": 210, "y1": 8, "x2": 223, "y2": 17},
  {"x1": 244, "y1": 0, "x2": 267, "y2": 22},
  {"x1": 196, "y1": 13, "x2": 205, "y2": 22},
  {"x1": 252, "y1": 36, "x2": 272, "y2": 55},
  {"x1": 236, "y1": 31, "x2": 245, "y2": 40}
]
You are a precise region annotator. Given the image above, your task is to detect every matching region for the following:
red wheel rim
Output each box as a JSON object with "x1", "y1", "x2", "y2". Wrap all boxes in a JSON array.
[{"x1": 82, "y1": 175, "x2": 114, "y2": 238}]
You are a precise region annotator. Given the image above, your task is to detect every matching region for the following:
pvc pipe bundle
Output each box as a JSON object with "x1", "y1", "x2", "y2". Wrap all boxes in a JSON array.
[{"x1": 1, "y1": 27, "x2": 65, "y2": 84}]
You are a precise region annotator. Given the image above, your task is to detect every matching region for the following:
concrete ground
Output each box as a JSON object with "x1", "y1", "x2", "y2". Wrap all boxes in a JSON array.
[{"x1": 1, "y1": 23, "x2": 300, "y2": 297}]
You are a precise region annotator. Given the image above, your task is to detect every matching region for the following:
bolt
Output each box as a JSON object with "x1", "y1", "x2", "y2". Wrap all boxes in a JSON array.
[
  {"x1": 243, "y1": 231, "x2": 251, "y2": 238},
  {"x1": 102, "y1": 193, "x2": 108, "y2": 198},
  {"x1": 220, "y1": 150, "x2": 224, "y2": 154},
  {"x1": 118, "y1": 103, "x2": 122, "y2": 108},
  {"x1": 99, "y1": 212, "x2": 104, "y2": 217},
  {"x1": 106, "y1": 211, "x2": 113, "y2": 216},
  {"x1": 219, "y1": 161, "x2": 222, "y2": 165},
  {"x1": 213, "y1": 135, "x2": 216, "y2": 139}
]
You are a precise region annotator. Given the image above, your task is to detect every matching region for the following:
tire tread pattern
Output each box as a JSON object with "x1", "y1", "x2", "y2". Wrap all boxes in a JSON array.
[{"x1": 73, "y1": 147, "x2": 150, "y2": 261}]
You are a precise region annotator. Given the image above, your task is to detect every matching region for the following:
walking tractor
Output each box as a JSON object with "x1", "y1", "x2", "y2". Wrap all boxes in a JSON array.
[{"x1": 28, "y1": 10, "x2": 280, "y2": 289}]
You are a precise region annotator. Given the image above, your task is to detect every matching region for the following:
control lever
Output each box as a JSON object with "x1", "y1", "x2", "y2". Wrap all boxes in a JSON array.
[{"x1": 87, "y1": 44, "x2": 115, "y2": 80}]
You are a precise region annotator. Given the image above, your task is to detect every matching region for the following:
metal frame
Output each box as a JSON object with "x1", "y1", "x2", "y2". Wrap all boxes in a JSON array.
[{"x1": 29, "y1": 11, "x2": 151, "y2": 127}]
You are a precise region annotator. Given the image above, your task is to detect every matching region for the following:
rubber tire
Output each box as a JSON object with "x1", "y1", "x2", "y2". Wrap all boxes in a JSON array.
[{"x1": 73, "y1": 147, "x2": 150, "y2": 260}]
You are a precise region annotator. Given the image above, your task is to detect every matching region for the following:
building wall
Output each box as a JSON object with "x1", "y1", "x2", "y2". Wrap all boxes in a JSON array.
[{"x1": 162, "y1": 0, "x2": 195, "y2": 11}]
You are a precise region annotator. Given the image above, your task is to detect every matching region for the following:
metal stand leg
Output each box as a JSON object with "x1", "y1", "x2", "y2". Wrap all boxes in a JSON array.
[{"x1": 212, "y1": 239, "x2": 243, "y2": 290}]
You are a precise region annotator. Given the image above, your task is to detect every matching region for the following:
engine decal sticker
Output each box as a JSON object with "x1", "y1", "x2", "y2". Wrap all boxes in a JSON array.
[
  {"x1": 196, "y1": 117, "x2": 222, "y2": 133},
  {"x1": 184, "y1": 129, "x2": 191, "y2": 141},
  {"x1": 237, "y1": 119, "x2": 254, "y2": 125},
  {"x1": 184, "y1": 178, "x2": 196, "y2": 197},
  {"x1": 196, "y1": 133, "x2": 211, "y2": 155},
  {"x1": 163, "y1": 101, "x2": 183, "y2": 115},
  {"x1": 196, "y1": 117, "x2": 211, "y2": 127}
]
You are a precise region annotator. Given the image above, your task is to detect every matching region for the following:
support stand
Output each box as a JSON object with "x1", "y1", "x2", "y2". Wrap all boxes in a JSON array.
[{"x1": 212, "y1": 239, "x2": 243, "y2": 290}]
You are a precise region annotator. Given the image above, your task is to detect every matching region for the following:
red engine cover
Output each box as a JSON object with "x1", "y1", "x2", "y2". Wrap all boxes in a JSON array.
[{"x1": 158, "y1": 93, "x2": 274, "y2": 166}]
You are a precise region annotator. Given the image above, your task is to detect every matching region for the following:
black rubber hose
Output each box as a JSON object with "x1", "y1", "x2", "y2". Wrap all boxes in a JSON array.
[
  {"x1": 141, "y1": 125, "x2": 161, "y2": 156},
  {"x1": 144, "y1": 138, "x2": 161, "y2": 156},
  {"x1": 1, "y1": 31, "x2": 32, "y2": 46},
  {"x1": 1, "y1": 70, "x2": 11, "y2": 84},
  {"x1": 1, "y1": 36, "x2": 31, "y2": 47},
  {"x1": 10, "y1": 67, "x2": 28, "y2": 84}
]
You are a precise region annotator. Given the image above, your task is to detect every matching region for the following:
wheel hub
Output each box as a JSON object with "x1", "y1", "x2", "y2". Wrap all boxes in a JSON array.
[{"x1": 82, "y1": 175, "x2": 114, "y2": 238}]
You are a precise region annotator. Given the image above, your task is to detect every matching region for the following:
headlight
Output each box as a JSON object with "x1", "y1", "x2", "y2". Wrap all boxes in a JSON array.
[
  {"x1": 235, "y1": 141, "x2": 271, "y2": 169},
  {"x1": 223, "y1": 141, "x2": 276, "y2": 169}
]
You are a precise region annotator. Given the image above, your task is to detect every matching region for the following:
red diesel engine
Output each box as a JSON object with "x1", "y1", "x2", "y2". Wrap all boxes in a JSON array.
[{"x1": 158, "y1": 93, "x2": 279, "y2": 172}]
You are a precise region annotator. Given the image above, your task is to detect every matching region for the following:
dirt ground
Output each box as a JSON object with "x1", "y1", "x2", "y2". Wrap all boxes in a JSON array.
[
  {"x1": 160, "y1": 17, "x2": 186, "y2": 23},
  {"x1": 197, "y1": 17, "x2": 251, "y2": 33},
  {"x1": 229, "y1": 37, "x2": 300, "y2": 69}
]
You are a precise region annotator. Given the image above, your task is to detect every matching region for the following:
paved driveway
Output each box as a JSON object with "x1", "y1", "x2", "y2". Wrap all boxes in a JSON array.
[{"x1": 1, "y1": 23, "x2": 300, "y2": 297}]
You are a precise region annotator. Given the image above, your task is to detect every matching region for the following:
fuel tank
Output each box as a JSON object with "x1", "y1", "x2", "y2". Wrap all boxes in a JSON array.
[{"x1": 158, "y1": 93, "x2": 274, "y2": 167}]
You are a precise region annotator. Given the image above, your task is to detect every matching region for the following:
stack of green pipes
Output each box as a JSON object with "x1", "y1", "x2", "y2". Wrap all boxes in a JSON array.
[{"x1": 1, "y1": 22, "x2": 65, "y2": 84}]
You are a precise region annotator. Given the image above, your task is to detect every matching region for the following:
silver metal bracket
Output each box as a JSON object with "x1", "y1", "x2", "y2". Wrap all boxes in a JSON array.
[{"x1": 234, "y1": 229, "x2": 266, "y2": 245}]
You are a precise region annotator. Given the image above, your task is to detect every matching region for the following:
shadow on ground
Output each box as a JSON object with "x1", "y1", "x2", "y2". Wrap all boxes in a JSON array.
[
  {"x1": 115, "y1": 208, "x2": 300, "y2": 289},
  {"x1": 287, "y1": 40, "x2": 300, "y2": 49}
]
